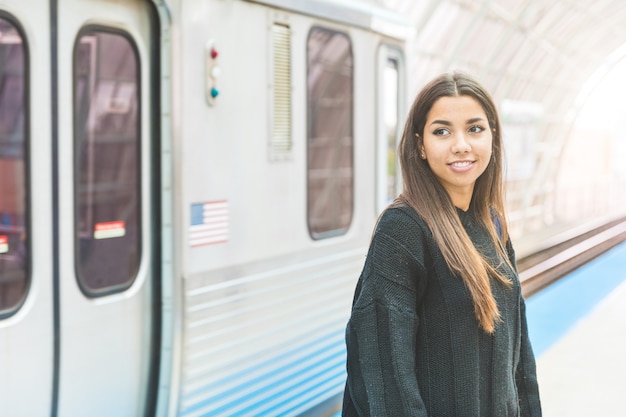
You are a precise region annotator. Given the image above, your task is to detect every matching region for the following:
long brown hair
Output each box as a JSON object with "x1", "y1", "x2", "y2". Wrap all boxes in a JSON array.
[{"x1": 395, "y1": 72, "x2": 511, "y2": 333}]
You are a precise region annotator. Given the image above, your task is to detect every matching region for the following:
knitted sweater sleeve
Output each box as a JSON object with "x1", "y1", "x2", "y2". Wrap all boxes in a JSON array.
[
  {"x1": 516, "y1": 295, "x2": 542, "y2": 416},
  {"x1": 507, "y1": 239, "x2": 542, "y2": 417},
  {"x1": 343, "y1": 210, "x2": 428, "y2": 416}
]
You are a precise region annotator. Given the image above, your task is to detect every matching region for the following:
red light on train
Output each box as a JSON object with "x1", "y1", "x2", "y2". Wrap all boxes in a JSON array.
[{"x1": 206, "y1": 39, "x2": 220, "y2": 106}]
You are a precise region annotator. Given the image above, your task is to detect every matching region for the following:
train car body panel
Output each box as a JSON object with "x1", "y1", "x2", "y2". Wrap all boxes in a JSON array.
[
  {"x1": 0, "y1": 0, "x2": 406, "y2": 415},
  {"x1": 0, "y1": 2, "x2": 54, "y2": 416},
  {"x1": 167, "y1": 1, "x2": 405, "y2": 414},
  {"x1": 244, "y1": 0, "x2": 413, "y2": 40}
]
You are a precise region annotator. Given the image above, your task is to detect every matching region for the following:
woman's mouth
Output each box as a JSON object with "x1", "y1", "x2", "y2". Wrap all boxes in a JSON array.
[{"x1": 449, "y1": 160, "x2": 475, "y2": 172}]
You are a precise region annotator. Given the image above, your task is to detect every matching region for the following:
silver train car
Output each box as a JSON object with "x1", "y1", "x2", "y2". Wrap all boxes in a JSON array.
[{"x1": 0, "y1": 0, "x2": 410, "y2": 415}]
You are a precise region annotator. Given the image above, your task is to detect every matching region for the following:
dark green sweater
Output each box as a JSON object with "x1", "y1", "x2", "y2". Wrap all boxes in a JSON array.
[{"x1": 342, "y1": 206, "x2": 542, "y2": 416}]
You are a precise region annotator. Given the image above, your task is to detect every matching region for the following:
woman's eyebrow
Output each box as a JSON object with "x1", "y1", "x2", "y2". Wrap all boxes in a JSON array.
[{"x1": 429, "y1": 117, "x2": 485, "y2": 127}]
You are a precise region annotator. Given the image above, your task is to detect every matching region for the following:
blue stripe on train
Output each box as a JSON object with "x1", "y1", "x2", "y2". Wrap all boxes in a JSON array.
[
  {"x1": 179, "y1": 329, "x2": 347, "y2": 416},
  {"x1": 526, "y1": 241, "x2": 626, "y2": 357}
]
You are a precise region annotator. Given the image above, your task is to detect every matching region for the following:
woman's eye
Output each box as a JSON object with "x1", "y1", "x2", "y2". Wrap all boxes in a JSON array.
[
  {"x1": 469, "y1": 125, "x2": 485, "y2": 134},
  {"x1": 433, "y1": 128, "x2": 449, "y2": 136}
]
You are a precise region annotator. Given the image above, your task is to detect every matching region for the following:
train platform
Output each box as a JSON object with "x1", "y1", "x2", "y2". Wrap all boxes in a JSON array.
[{"x1": 527, "y1": 240, "x2": 626, "y2": 417}]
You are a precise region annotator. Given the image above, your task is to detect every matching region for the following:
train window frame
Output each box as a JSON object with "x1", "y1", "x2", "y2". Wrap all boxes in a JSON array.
[
  {"x1": 306, "y1": 25, "x2": 354, "y2": 240},
  {"x1": 375, "y1": 44, "x2": 404, "y2": 214},
  {"x1": 0, "y1": 11, "x2": 31, "y2": 319},
  {"x1": 72, "y1": 25, "x2": 143, "y2": 297}
]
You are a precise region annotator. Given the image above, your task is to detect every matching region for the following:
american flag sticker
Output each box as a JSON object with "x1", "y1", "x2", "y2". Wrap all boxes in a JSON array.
[{"x1": 189, "y1": 200, "x2": 229, "y2": 247}]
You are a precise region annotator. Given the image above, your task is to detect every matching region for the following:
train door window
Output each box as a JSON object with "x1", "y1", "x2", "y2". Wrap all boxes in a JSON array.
[
  {"x1": 376, "y1": 46, "x2": 403, "y2": 213},
  {"x1": 0, "y1": 15, "x2": 28, "y2": 316},
  {"x1": 306, "y1": 27, "x2": 353, "y2": 239},
  {"x1": 74, "y1": 28, "x2": 141, "y2": 295}
]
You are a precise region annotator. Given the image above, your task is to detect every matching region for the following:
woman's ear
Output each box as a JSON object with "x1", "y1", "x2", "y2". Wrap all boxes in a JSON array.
[{"x1": 415, "y1": 133, "x2": 426, "y2": 160}]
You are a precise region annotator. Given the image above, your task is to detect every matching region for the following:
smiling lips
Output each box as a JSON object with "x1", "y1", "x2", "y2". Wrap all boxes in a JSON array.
[{"x1": 448, "y1": 160, "x2": 475, "y2": 172}]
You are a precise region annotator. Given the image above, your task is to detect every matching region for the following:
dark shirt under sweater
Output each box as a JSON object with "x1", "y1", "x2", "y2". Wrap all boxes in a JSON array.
[{"x1": 342, "y1": 205, "x2": 542, "y2": 416}]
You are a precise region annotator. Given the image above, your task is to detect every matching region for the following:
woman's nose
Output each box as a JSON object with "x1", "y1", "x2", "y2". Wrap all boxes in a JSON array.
[{"x1": 452, "y1": 133, "x2": 471, "y2": 154}]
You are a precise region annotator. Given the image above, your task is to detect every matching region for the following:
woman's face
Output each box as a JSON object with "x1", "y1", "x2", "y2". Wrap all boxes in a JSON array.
[{"x1": 421, "y1": 95, "x2": 493, "y2": 209}]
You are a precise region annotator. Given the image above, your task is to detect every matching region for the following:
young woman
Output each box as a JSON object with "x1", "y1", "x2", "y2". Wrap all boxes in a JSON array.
[{"x1": 342, "y1": 72, "x2": 542, "y2": 416}]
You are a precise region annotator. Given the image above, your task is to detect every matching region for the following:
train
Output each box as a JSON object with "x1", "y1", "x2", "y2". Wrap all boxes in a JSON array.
[{"x1": 0, "y1": 0, "x2": 412, "y2": 416}]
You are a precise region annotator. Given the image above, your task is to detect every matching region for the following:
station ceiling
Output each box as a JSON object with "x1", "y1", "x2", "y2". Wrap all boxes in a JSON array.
[
  {"x1": 380, "y1": 0, "x2": 626, "y2": 243},
  {"x1": 384, "y1": 0, "x2": 626, "y2": 114}
]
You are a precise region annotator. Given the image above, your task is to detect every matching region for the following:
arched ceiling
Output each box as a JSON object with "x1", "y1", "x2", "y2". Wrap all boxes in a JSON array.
[
  {"x1": 380, "y1": 0, "x2": 626, "y2": 246},
  {"x1": 382, "y1": 0, "x2": 626, "y2": 112}
]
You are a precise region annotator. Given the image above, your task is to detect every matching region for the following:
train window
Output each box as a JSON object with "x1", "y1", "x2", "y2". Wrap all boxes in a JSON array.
[
  {"x1": 74, "y1": 28, "x2": 141, "y2": 295},
  {"x1": 270, "y1": 22, "x2": 292, "y2": 158},
  {"x1": 376, "y1": 47, "x2": 403, "y2": 213},
  {"x1": 0, "y1": 15, "x2": 29, "y2": 316},
  {"x1": 306, "y1": 27, "x2": 353, "y2": 239}
]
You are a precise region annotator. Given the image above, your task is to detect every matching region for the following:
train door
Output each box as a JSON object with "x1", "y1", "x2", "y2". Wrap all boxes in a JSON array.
[
  {"x1": 0, "y1": 3, "x2": 55, "y2": 416},
  {"x1": 55, "y1": 1, "x2": 158, "y2": 416}
]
